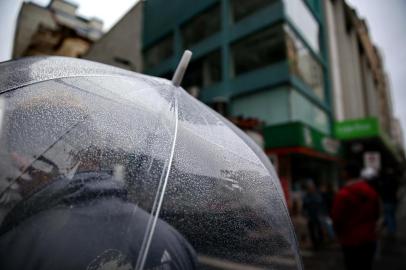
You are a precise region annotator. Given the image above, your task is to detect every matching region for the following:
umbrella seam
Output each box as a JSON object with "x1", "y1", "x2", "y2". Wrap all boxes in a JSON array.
[{"x1": 135, "y1": 87, "x2": 179, "y2": 270}]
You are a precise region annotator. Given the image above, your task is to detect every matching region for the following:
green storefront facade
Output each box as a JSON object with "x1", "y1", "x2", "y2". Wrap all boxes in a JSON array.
[
  {"x1": 264, "y1": 122, "x2": 340, "y2": 156},
  {"x1": 142, "y1": 0, "x2": 339, "y2": 208},
  {"x1": 334, "y1": 117, "x2": 403, "y2": 171}
]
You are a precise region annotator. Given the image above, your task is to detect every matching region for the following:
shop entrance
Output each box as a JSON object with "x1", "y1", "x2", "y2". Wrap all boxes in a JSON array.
[{"x1": 290, "y1": 154, "x2": 339, "y2": 192}]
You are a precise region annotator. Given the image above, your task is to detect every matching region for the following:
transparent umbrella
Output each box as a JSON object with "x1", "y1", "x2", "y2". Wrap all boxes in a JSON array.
[{"x1": 0, "y1": 54, "x2": 302, "y2": 270}]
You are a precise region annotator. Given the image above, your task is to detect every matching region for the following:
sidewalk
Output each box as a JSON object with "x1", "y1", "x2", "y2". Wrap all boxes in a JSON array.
[
  {"x1": 375, "y1": 188, "x2": 406, "y2": 270},
  {"x1": 302, "y1": 189, "x2": 406, "y2": 270}
]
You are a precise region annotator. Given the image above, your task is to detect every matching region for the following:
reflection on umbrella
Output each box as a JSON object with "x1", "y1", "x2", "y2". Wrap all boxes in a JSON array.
[{"x1": 0, "y1": 53, "x2": 302, "y2": 269}]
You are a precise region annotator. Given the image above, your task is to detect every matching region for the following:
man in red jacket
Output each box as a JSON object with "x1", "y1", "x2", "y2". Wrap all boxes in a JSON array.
[{"x1": 332, "y1": 163, "x2": 380, "y2": 270}]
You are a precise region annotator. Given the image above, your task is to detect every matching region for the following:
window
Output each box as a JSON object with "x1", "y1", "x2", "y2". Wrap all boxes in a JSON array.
[
  {"x1": 182, "y1": 50, "x2": 221, "y2": 91},
  {"x1": 230, "y1": 87, "x2": 290, "y2": 125},
  {"x1": 291, "y1": 90, "x2": 329, "y2": 133},
  {"x1": 181, "y1": 4, "x2": 221, "y2": 48},
  {"x1": 231, "y1": 0, "x2": 278, "y2": 22},
  {"x1": 286, "y1": 26, "x2": 324, "y2": 100},
  {"x1": 144, "y1": 34, "x2": 174, "y2": 68},
  {"x1": 283, "y1": 0, "x2": 320, "y2": 52},
  {"x1": 231, "y1": 24, "x2": 286, "y2": 76}
]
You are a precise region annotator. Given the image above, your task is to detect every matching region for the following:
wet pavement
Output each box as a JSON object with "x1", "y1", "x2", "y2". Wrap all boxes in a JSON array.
[
  {"x1": 302, "y1": 187, "x2": 406, "y2": 270},
  {"x1": 374, "y1": 187, "x2": 406, "y2": 270}
]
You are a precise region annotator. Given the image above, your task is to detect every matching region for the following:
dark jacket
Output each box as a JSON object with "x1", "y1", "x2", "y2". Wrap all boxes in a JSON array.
[
  {"x1": 0, "y1": 171, "x2": 197, "y2": 270},
  {"x1": 303, "y1": 192, "x2": 324, "y2": 221}
]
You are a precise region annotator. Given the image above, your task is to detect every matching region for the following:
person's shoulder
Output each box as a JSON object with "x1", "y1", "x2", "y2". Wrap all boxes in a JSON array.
[
  {"x1": 352, "y1": 180, "x2": 372, "y2": 190},
  {"x1": 349, "y1": 180, "x2": 379, "y2": 198},
  {"x1": 359, "y1": 181, "x2": 379, "y2": 195},
  {"x1": 144, "y1": 217, "x2": 198, "y2": 269},
  {"x1": 336, "y1": 186, "x2": 351, "y2": 198}
]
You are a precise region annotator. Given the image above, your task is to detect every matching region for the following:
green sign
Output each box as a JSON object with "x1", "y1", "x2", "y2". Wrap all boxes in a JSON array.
[
  {"x1": 263, "y1": 122, "x2": 340, "y2": 155},
  {"x1": 334, "y1": 117, "x2": 380, "y2": 140}
]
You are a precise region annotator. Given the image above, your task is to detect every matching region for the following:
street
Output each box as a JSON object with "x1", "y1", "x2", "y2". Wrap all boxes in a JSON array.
[{"x1": 303, "y1": 187, "x2": 406, "y2": 270}]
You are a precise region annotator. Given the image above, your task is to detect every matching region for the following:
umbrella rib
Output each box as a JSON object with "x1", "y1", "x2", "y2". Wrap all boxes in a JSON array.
[{"x1": 135, "y1": 88, "x2": 179, "y2": 270}]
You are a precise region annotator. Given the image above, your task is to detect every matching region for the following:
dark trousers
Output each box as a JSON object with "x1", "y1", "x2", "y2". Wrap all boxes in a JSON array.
[
  {"x1": 342, "y1": 242, "x2": 376, "y2": 270},
  {"x1": 308, "y1": 219, "x2": 323, "y2": 249},
  {"x1": 383, "y1": 203, "x2": 397, "y2": 234}
]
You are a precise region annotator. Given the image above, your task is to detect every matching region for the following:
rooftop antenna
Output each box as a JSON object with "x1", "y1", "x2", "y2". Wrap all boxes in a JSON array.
[{"x1": 171, "y1": 50, "x2": 192, "y2": 87}]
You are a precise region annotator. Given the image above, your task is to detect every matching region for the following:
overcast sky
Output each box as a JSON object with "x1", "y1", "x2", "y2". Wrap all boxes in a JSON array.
[{"x1": 0, "y1": 0, "x2": 405, "y2": 144}]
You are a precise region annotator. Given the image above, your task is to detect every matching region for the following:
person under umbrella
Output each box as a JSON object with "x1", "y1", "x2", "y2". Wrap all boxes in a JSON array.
[
  {"x1": 0, "y1": 53, "x2": 197, "y2": 270},
  {"x1": 332, "y1": 163, "x2": 380, "y2": 270},
  {"x1": 0, "y1": 53, "x2": 302, "y2": 270}
]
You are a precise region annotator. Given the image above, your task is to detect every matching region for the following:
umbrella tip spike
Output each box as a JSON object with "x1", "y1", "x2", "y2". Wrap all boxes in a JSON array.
[{"x1": 171, "y1": 50, "x2": 192, "y2": 87}]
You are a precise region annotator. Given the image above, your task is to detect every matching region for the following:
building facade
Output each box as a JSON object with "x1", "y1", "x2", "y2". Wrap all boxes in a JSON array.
[
  {"x1": 325, "y1": 0, "x2": 404, "y2": 171},
  {"x1": 13, "y1": 0, "x2": 103, "y2": 58},
  {"x1": 84, "y1": 2, "x2": 143, "y2": 71},
  {"x1": 143, "y1": 0, "x2": 340, "y2": 208},
  {"x1": 392, "y1": 118, "x2": 405, "y2": 151}
]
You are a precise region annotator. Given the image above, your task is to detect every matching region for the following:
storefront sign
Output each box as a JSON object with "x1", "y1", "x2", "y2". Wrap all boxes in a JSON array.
[
  {"x1": 303, "y1": 127, "x2": 313, "y2": 147},
  {"x1": 335, "y1": 117, "x2": 379, "y2": 140},
  {"x1": 364, "y1": 151, "x2": 381, "y2": 170},
  {"x1": 322, "y1": 137, "x2": 340, "y2": 155}
]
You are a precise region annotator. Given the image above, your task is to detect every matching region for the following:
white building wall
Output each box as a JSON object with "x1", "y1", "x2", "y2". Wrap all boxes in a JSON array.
[
  {"x1": 392, "y1": 118, "x2": 405, "y2": 150},
  {"x1": 360, "y1": 54, "x2": 379, "y2": 118},
  {"x1": 50, "y1": 0, "x2": 77, "y2": 15},
  {"x1": 325, "y1": 0, "x2": 344, "y2": 120},
  {"x1": 346, "y1": 26, "x2": 366, "y2": 118},
  {"x1": 13, "y1": 3, "x2": 57, "y2": 58},
  {"x1": 13, "y1": 1, "x2": 104, "y2": 58},
  {"x1": 84, "y1": 2, "x2": 143, "y2": 71},
  {"x1": 326, "y1": 0, "x2": 366, "y2": 121}
]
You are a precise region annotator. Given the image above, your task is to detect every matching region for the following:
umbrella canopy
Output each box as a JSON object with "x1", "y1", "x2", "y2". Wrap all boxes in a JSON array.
[{"x1": 0, "y1": 56, "x2": 301, "y2": 269}]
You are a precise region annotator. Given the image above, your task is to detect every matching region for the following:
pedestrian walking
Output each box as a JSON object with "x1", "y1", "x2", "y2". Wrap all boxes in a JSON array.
[
  {"x1": 302, "y1": 181, "x2": 324, "y2": 249},
  {"x1": 320, "y1": 182, "x2": 336, "y2": 240},
  {"x1": 320, "y1": 182, "x2": 335, "y2": 216},
  {"x1": 332, "y1": 163, "x2": 380, "y2": 270},
  {"x1": 381, "y1": 169, "x2": 399, "y2": 236}
]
